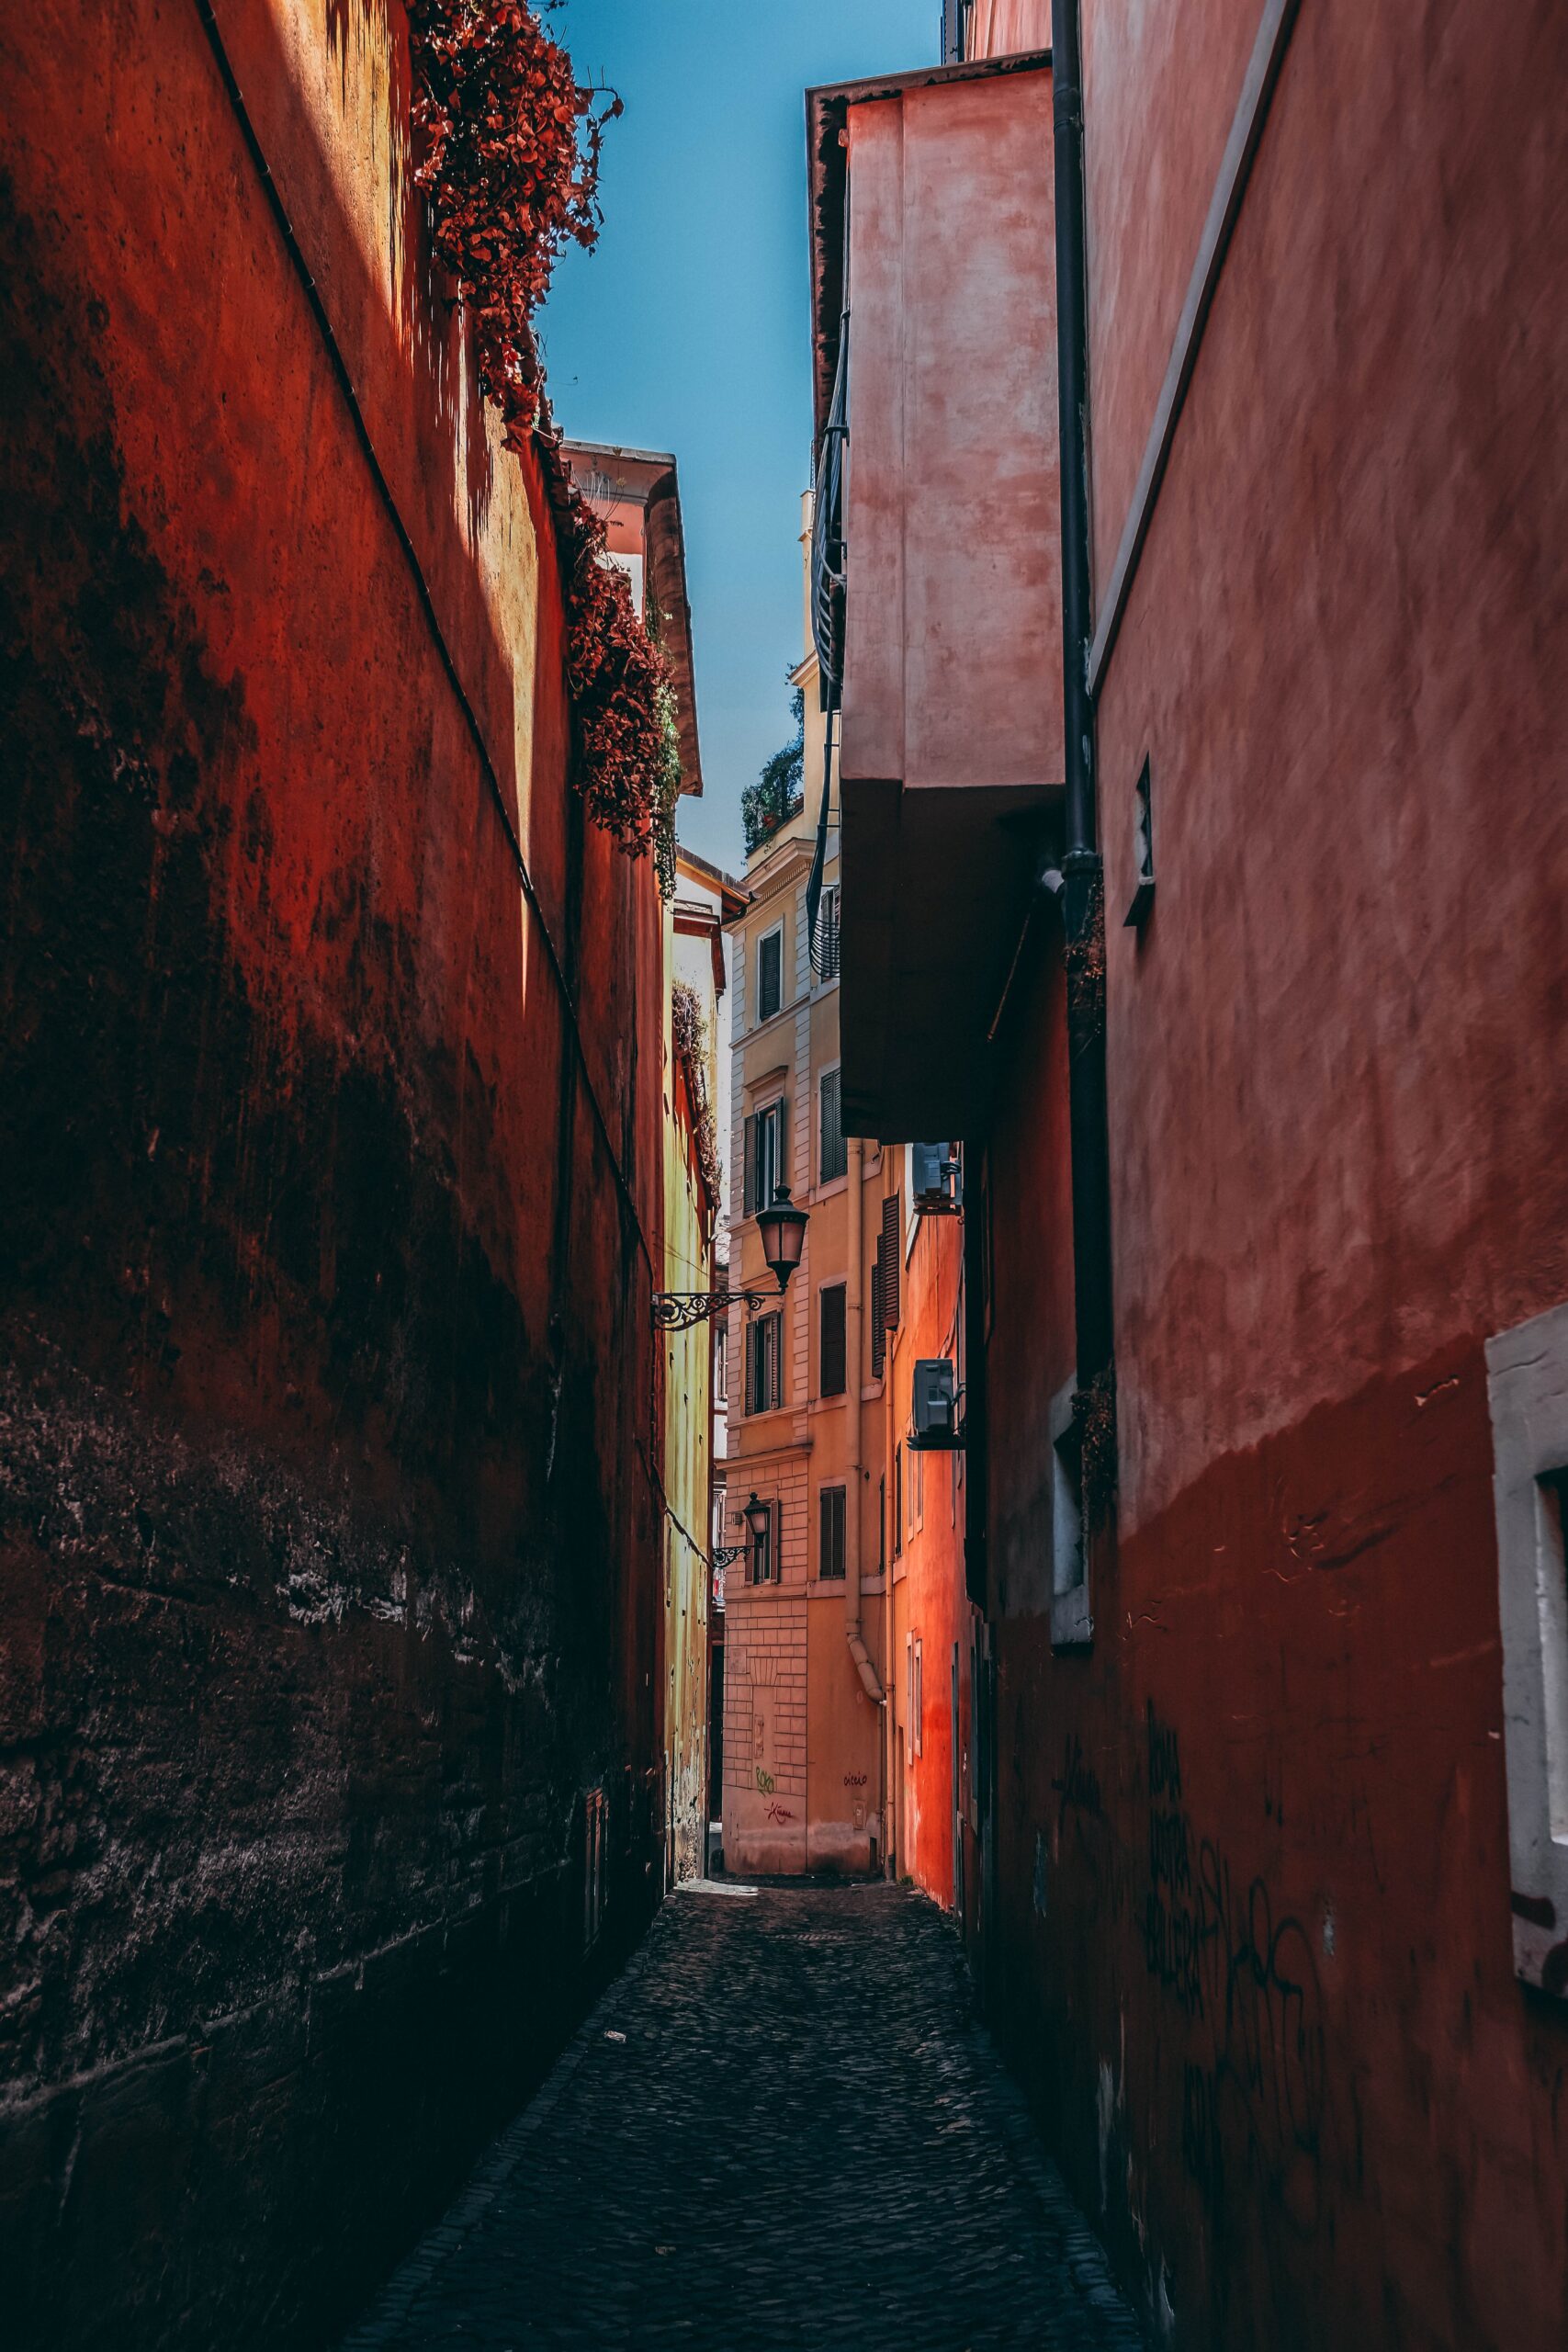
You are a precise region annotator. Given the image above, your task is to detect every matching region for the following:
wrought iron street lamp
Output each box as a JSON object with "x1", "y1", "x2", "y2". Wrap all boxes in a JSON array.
[
  {"x1": 740, "y1": 1492, "x2": 773, "y2": 1543},
  {"x1": 650, "y1": 1186, "x2": 809, "y2": 1331}
]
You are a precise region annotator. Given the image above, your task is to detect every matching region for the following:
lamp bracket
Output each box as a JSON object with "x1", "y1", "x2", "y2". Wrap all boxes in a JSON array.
[{"x1": 651, "y1": 1286, "x2": 784, "y2": 1332}]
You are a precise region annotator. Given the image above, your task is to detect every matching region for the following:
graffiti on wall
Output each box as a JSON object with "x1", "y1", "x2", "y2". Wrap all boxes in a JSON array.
[
  {"x1": 1142, "y1": 1702, "x2": 1328, "y2": 2238},
  {"x1": 1052, "y1": 1732, "x2": 1104, "y2": 1827}
]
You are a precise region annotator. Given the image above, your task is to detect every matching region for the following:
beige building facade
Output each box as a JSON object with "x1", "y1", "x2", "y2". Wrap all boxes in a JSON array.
[{"x1": 719, "y1": 500, "x2": 897, "y2": 1876}]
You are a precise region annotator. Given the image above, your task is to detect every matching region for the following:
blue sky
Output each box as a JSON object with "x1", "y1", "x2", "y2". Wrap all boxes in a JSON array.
[{"x1": 540, "y1": 0, "x2": 935, "y2": 874}]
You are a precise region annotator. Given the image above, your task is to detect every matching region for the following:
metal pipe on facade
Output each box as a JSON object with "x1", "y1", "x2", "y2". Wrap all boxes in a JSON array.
[
  {"x1": 844, "y1": 1135, "x2": 886, "y2": 1706},
  {"x1": 1051, "y1": 0, "x2": 1118, "y2": 1519}
]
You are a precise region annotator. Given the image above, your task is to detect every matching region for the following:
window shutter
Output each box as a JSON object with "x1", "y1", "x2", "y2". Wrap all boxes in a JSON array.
[
  {"x1": 819, "y1": 1487, "x2": 846, "y2": 1580},
  {"x1": 759, "y1": 932, "x2": 781, "y2": 1022},
  {"x1": 742, "y1": 1114, "x2": 757, "y2": 1217},
  {"x1": 820, "y1": 1283, "x2": 847, "y2": 1397},
  {"x1": 880, "y1": 1194, "x2": 900, "y2": 1329},
  {"x1": 820, "y1": 887, "x2": 840, "y2": 982},
  {"x1": 819, "y1": 1069, "x2": 845, "y2": 1183},
  {"x1": 776, "y1": 1096, "x2": 790, "y2": 1198},
  {"x1": 871, "y1": 1260, "x2": 886, "y2": 1378}
]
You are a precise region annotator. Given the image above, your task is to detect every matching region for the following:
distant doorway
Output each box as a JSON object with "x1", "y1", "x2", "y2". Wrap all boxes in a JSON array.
[{"x1": 707, "y1": 1638, "x2": 725, "y2": 1872}]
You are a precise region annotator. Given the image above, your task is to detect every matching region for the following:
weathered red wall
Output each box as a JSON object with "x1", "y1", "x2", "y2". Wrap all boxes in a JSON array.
[
  {"x1": 889, "y1": 1209, "x2": 971, "y2": 1913},
  {"x1": 0, "y1": 5, "x2": 664, "y2": 2346},
  {"x1": 977, "y1": 1, "x2": 1568, "y2": 2346}
]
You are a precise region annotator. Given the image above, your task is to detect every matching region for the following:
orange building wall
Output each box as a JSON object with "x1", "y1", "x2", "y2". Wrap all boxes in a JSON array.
[{"x1": 886, "y1": 1202, "x2": 973, "y2": 1913}]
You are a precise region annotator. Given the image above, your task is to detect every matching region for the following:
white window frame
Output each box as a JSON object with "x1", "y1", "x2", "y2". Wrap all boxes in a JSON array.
[
  {"x1": 1487, "y1": 1300, "x2": 1568, "y2": 1996},
  {"x1": 754, "y1": 1098, "x2": 784, "y2": 1217}
]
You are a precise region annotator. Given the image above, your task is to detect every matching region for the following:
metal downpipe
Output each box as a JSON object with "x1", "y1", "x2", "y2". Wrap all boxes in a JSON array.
[
  {"x1": 844, "y1": 1134, "x2": 886, "y2": 1705},
  {"x1": 1052, "y1": 0, "x2": 1117, "y2": 1518}
]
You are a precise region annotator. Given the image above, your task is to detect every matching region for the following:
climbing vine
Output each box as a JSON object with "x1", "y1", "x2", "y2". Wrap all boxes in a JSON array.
[
  {"x1": 409, "y1": 0, "x2": 680, "y2": 881},
  {"x1": 559, "y1": 499, "x2": 682, "y2": 873},
  {"x1": 671, "y1": 980, "x2": 722, "y2": 1210}
]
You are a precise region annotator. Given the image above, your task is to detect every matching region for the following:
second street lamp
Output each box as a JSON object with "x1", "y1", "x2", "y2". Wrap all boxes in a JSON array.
[
  {"x1": 754, "y1": 1183, "x2": 808, "y2": 1290},
  {"x1": 650, "y1": 1185, "x2": 810, "y2": 1330}
]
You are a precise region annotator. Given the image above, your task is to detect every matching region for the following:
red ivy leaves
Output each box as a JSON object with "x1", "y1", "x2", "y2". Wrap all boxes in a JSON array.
[
  {"x1": 560, "y1": 493, "x2": 680, "y2": 864},
  {"x1": 409, "y1": 2, "x2": 678, "y2": 869},
  {"x1": 410, "y1": 0, "x2": 618, "y2": 442}
]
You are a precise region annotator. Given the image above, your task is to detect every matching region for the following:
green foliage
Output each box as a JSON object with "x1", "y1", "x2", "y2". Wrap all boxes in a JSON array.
[{"x1": 741, "y1": 681, "x2": 806, "y2": 856}]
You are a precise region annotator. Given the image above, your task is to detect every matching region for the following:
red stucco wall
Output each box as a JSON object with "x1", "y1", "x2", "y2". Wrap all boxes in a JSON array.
[
  {"x1": 0, "y1": 5, "x2": 664, "y2": 2346},
  {"x1": 978, "y1": 2, "x2": 1568, "y2": 2345}
]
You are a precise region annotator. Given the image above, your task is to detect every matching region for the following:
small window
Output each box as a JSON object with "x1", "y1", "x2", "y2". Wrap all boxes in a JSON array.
[
  {"x1": 747, "y1": 1312, "x2": 783, "y2": 1415},
  {"x1": 757, "y1": 928, "x2": 783, "y2": 1023},
  {"x1": 1487, "y1": 1301, "x2": 1568, "y2": 1996},
  {"x1": 819, "y1": 1282, "x2": 847, "y2": 1397},
  {"x1": 1050, "y1": 1379, "x2": 1090, "y2": 1650},
  {"x1": 757, "y1": 1104, "x2": 781, "y2": 1213},
  {"x1": 907, "y1": 1634, "x2": 923, "y2": 1758},
  {"x1": 749, "y1": 1498, "x2": 776, "y2": 1586},
  {"x1": 744, "y1": 1101, "x2": 785, "y2": 1217},
  {"x1": 878, "y1": 1475, "x2": 886, "y2": 1573},
  {"x1": 714, "y1": 1323, "x2": 728, "y2": 1404},
  {"x1": 1124, "y1": 755, "x2": 1156, "y2": 930},
  {"x1": 819, "y1": 1067, "x2": 846, "y2": 1183},
  {"x1": 818, "y1": 1486, "x2": 847, "y2": 1581}
]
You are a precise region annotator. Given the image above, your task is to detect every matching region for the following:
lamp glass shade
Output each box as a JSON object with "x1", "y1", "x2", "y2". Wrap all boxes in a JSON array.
[
  {"x1": 758, "y1": 1183, "x2": 808, "y2": 1288},
  {"x1": 742, "y1": 1492, "x2": 772, "y2": 1540}
]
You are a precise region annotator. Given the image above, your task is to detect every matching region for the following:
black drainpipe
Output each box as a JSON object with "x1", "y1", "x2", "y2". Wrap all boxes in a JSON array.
[{"x1": 1051, "y1": 0, "x2": 1117, "y2": 1522}]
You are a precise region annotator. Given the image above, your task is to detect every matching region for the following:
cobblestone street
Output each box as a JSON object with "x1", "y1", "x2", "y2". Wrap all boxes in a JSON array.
[{"x1": 341, "y1": 1883, "x2": 1145, "y2": 2351}]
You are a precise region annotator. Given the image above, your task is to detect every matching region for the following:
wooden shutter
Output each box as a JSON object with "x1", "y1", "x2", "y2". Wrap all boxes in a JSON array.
[
  {"x1": 759, "y1": 931, "x2": 781, "y2": 1021},
  {"x1": 760, "y1": 1311, "x2": 782, "y2": 1411},
  {"x1": 819, "y1": 1069, "x2": 844, "y2": 1182},
  {"x1": 880, "y1": 1194, "x2": 900, "y2": 1329},
  {"x1": 819, "y1": 1487, "x2": 846, "y2": 1580},
  {"x1": 871, "y1": 1260, "x2": 886, "y2": 1378},
  {"x1": 819, "y1": 1283, "x2": 847, "y2": 1397},
  {"x1": 742, "y1": 1113, "x2": 757, "y2": 1216}
]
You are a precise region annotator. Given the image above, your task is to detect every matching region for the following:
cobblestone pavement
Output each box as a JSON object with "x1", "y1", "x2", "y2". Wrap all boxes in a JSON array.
[{"x1": 341, "y1": 1882, "x2": 1146, "y2": 2351}]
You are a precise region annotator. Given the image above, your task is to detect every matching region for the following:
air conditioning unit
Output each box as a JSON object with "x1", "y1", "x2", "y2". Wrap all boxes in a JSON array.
[
  {"x1": 910, "y1": 1142, "x2": 962, "y2": 1215},
  {"x1": 909, "y1": 1357, "x2": 963, "y2": 1451}
]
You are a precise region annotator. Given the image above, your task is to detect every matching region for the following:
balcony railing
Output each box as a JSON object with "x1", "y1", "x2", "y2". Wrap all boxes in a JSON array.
[{"x1": 810, "y1": 318, "x2": 847, "y2": 706}]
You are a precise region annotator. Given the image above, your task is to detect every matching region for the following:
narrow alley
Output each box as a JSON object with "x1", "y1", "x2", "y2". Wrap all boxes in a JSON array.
[
  {"x1": 6, "y1": 0, "x2": 1568, "y2": 2345},
  {"x1": 341, "y1": 1884, "x2": 1145, "y2": 2352}
]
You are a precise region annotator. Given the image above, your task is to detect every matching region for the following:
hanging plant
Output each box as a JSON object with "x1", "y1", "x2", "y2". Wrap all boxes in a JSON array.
[
  {"x1": 558, "y1": 492, "x2": 681, "y2": 875},
  {"x1": 409, "y1": 1, "x2": 681, "y2": 881},
  {"x1": 410, "y1": 0, "x2": 617, "y2": 443}
]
